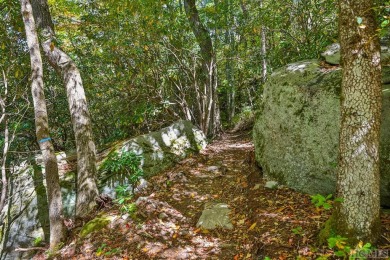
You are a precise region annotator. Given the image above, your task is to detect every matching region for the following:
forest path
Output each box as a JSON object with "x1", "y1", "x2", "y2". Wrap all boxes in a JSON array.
[{"x1": 43, "y1": 132, "x2": 389, "y2": 260}]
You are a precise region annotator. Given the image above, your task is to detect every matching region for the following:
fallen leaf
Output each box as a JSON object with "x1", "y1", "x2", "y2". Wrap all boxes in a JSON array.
[
  {"x1": 248, "y1": 222, "x2": 257, "y2": 231},
  {"x1": 253, "y1": 184, "x2": 261, "y2": 190},
  {"x1": 194, "y1": 228, "x2": 201, "y2": 233},
  {"x1": 237, "y1": 219, "x2": 246, "y2": 225}
]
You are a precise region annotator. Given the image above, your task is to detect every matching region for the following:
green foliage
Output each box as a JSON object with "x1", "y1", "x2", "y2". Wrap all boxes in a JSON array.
[
  {"x1": 311, "y1": 194, "x2": 343, "y2": 210},
  {"x1": 96, "y1": 243, "x2": 122, "y2": 257},
  {"x1": 327, "y1": 235, "x2": 374, "y2": 260},
  {"x1": 232, "y1": 106, "x2": 253, "y2": 125},
  {"x1": 115, "y1": 184, "x2": 130, "y2": 202},
  {"x1": 100, "y1": 151, "x2": 144, "y2": 190},
  {"x1": 311, "y1": 194, "x2": 333, "y2": 210},
  {"x1": 120, "y1": 202, "x2": 137, "y2": 215},
  {"x1": 33, "y1": 236, "x2": 43, "y2": 246},
  {"x1": 291, "y1": 226, "x2": 304, "y2": 236},
  {"x1": 114, "y1": 184, "x2": 137, "y2": 215},
  {"x1": 41, "y1": 0, "x2": 339, "y2": 145},
  {"x1": 96, "y1": 243, "x2": 106, "y2": 256}
]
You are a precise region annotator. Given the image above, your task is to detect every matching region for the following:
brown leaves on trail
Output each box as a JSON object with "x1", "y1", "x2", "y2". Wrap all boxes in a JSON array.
[{"x1": 37, "y1": 132, "x2": 390, "y2": 260}]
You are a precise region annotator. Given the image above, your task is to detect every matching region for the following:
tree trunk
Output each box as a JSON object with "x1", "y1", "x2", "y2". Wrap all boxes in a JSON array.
[
  {"x1": 0, "y1": 70, "x2": 9, "y2": 213},
  {"x1": 184, "y1": 0, "x2": 221, "y2": 137},
  {"x1": 20, "y1": 0, "x2": 64, "y2": 248},
  {"x1": 31, "y1": 0, "x2": 99, "y2": 218},
  {"x1": 260, "y1": 0, "x2": 267, "y2": 83},
  {"x1": 336, "y1": 0, "x2": 382, "y2": 244}
]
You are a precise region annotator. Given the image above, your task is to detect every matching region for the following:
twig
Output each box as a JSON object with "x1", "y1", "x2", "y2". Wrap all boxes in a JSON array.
[
  {"x1": 381, "y1": 234, "x2": 390, "y2": 244},
  {"x1": 15, "y1": 247, "x2": 47, "y2": 252}
]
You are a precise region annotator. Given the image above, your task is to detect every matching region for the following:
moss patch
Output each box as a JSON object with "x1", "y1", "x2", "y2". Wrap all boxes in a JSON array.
[
  {"x1": 79, "y1": 214, "x2": 114, "y2": 238},
  {"x1": 318, "y1": 215, "x2": 337, "y2": 245}
]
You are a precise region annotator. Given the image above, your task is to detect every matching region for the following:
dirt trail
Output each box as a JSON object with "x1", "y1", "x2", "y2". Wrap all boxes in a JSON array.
[{"x1": 37, "y1": 132, "x2": 390, "y2": 260}]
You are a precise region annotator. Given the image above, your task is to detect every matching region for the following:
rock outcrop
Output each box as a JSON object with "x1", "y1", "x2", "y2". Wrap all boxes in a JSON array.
[
  {"x1": 321, "y1": 43, "x2": 390, "y2": 66},
  {"x1": 99, "y1": 120, "x2": 207, "y2": 196},
  {"x1": 0, "y1": 120, "x2": 206, "y2": 260},
  {"x1": 253, "y1": 60, "x2": 390, "y2": 206}
]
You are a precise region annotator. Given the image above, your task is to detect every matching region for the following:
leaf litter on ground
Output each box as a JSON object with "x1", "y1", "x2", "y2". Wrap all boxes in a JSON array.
[{"x1": 33, "y1": 132, "x2": 390, "y2": 260}]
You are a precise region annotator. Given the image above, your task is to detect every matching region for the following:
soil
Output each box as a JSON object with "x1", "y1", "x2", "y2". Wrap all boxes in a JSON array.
[{"x1": 34, "y1": 132, "x2": 390, "y2": 260}]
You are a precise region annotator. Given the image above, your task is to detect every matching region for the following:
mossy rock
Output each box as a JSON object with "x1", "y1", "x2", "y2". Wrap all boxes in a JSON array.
[
  {"x1": 98, "y1": 120, "x2": 207, "y2": 197},
  {"x1": 79, "y1": 214, "x2": 115, "y2": 238},
  {"x1": 253, "y1": 60, "x2": 390, "y2": 206}
]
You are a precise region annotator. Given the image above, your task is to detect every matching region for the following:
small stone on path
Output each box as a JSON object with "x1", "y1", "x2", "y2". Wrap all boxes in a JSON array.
[
  {"x1": 206, "y1": 166, "x2": 219, "y2": 172},
  {"x1": 196, "y1": 202, "x2": 233, "y2": 230},
  {"x1": 265, "y1": 181, "x2": 278, "y2": 189}
]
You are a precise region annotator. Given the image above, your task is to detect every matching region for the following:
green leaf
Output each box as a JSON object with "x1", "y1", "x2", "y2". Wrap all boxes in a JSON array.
[
  {"x1": 335, "y1": 250, "x2": 346, "y2": 257},
  {"x1": 381, "y1": 19, "x2": 389, "y2": 28},
  {"x1": 328, "y1": 237, "x2": 337, "y2": 248}
]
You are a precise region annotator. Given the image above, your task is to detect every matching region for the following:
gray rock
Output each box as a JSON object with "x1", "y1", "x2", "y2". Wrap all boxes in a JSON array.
[
  {"x1": 0, "y1": 121, "x2": 206, "y2": 259},
  {"x1": 265, "y1": 181, "x2": 278, "y2": 189},
  {"x1": 158, "y1": 212, "x2": 168, "y2": 220},
  {"x1": 206, "y1": 166, "x2": 219, "y2": 172},
  {"x1": 196, "y1": 202, "x2": 233, "y2": 230},
  {"x1": 253, "y1": 59, "x2": 390, "y2": 206},
  {"x1": 99, "y1": 120, "x2": 206, "y2": 196},
  {"x1": 321, "y1": 43, "x2": 390, "y2": 65},
  {"x1": 321, "y1": 43, "x2": 340, "y2": 65}
]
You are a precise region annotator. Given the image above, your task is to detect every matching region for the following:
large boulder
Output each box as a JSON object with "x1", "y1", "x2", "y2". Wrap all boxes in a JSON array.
[
  {"x1": 0, "y1": 120, "x2": 206, "y2": 259},
  {"x1": 321, "y1": 43, "x2": 390, "y2": 66},
  {"x1": 0, "y1": 160, "x2": 74, "y2": 260},
  {"x1": 109, "y1": 120, "x2": 206, "y2": 178},
  {"x1": 253, "y1": 60, "x2": 390, "y2": 206},
  {"x1": 99, "y1": 120, "x2": 207, "y2": 196}
]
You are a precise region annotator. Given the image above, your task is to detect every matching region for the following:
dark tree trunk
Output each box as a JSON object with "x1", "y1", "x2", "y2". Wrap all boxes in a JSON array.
[
  {"x1": 31, "y1": 0, "x2": 99, "y2": 218},
  {"x1": 0, "y1": 70, "x2": 9, "y2": 213},
  {"x1": 184, "y1": 0, "x2": 221, "y2": 137},
  {"x1": 335, "y1": 0, "x2": 382, "y2": 244},
  {"x1": 20, "y1": 0, "x2": 64, "y2": 248},
  {"x1": 260, "y1": 0, "x2": 267, "y2": 83}
]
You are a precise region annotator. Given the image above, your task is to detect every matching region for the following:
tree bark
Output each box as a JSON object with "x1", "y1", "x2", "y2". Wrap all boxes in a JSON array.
[
  {"x1": 260, "y1": 0, "x2": 267, "y2": 83},
  {"x1": 31, "y1": 0, "x2": 99, "y2": 218},
  {"x1": 20, "y1": 0, "x2": 64, "y2": 248},
  {"x1": 0, "y1": 70, "x2": 9, "y2": 213},
  {"x1": 336, "y1": 0, "x2": 382, "y2": 243},
  {"x1": 184, "y1": 0, "x2": 221, "y2": 137}
]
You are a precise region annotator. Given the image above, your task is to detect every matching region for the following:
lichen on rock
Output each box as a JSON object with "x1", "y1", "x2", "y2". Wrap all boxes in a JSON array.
[
  {"x1": 79, "y1": 214, "x2": 115, "y2": 238},
  {"x1": 253, "y1": 59, "x2": 390, "y2": 206},
  {"x1": 196, "y1": 202, "x2": 233, "y2": 230}
]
